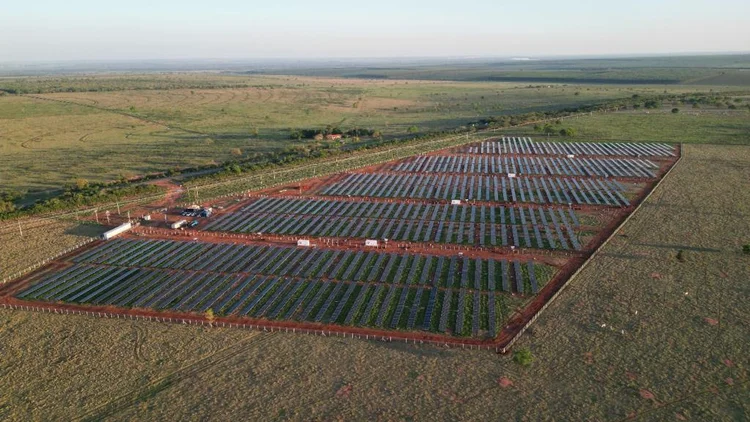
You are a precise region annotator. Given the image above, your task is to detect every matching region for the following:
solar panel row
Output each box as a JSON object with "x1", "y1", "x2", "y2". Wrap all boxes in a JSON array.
[{"x1": 392, "y1": 155, "x2": 658, "y2": 178}]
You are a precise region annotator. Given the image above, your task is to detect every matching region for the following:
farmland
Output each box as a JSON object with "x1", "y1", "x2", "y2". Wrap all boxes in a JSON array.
[
  {"x1": 0, "y1": 142, "x2": 745, "y2": 421},
  {"x1": 2, "y1": 136, "x2": 679, "y2": 347}
]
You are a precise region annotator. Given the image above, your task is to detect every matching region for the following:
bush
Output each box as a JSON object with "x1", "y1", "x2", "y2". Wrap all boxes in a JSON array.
[
  {"x1": 672, "y1": 108, "x2": 680, "y2": 114},
  {"x1": 676, "y1": 250, "x2": 686, "y2": 262},
  {"x1": 559, "y1": 128, "x2": 576, "y2": 137},
  {"x1": 513, "y1": 348, "x2": 533, "y2": 367},
  {"x1": 742, "y1": 244, "x2": 750, "y2": 255}
]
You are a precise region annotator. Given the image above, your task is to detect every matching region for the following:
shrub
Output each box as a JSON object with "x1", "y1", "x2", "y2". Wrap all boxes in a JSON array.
[
  {"x1": 677, "y1": 250, "x2": 686, "y2": 262},
  {"x1": 671, "y1": 108, "x2": 679, "y2": 114},
  {"x1": 559, "y1": 128, "x2": 576, "y2": 137},
  {"x1": 742, "y1": 244, "x2": 750, "y2": 255},
  {"x1": 513, "y1": 348, "x2": 533, "y2": 367}
]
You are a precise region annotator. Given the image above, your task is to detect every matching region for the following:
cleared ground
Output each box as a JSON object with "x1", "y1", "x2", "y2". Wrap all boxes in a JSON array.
[{"x1": 1, "y1": 143, "x2": 747, "y2": 420}]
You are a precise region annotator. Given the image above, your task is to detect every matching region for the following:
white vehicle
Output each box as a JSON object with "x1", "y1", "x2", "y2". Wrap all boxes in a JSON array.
[{"x1": 171, "y1": 220, "x2": 187, "y2": 229}]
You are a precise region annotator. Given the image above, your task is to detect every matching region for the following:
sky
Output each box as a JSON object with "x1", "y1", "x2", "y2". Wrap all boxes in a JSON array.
[{"x1": 1, "y1": 0, "x2": 749, "y2": 62}]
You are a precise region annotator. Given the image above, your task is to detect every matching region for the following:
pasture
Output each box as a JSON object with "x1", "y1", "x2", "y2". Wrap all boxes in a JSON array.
[
  {"x1": 0, "y1": 73, "x2": 729, "y2": 194},
  {"x1": 515, "y1": 106, "x2": 750, "y2": 145}
]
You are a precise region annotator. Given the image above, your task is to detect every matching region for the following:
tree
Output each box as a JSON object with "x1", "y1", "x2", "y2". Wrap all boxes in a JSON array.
[
  {"x1": 0, "y1": 200, "x2": 15, "y2": 213},
  {"x1": 671, "y1": 108, "x2": 680, "y2": 114},
  {"x1": 225, "y1": 164, "x2": 241, "y2": 174},
  {"x1": 513, "y1": 348, "x2": 533, "y2": 367},
  {"x1": 559, "y1": 128, "x2": 576, "y2": 137},
  {"x1": 407, "y1": 126, "x2": 419, "y2": 134},
  {"x1": 742, "y1": 244, "x2": 750, "y2": 255},
  {"x1": 74, "y1": 178, "x2": 89, "y2": 190},
  {"x1": 542, "y1": 124, "x2": 556, "y2": 135},
  {"x1": 205, "y1": 309, "x2": 215, "y2": 326}
]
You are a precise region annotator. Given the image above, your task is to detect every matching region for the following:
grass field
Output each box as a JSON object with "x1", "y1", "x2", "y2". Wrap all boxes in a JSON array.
[
  {"x1": 514, "y1": 106, "x2": 750, "y2": 145},
  {"x1": 1, "y1": 73, "x2": 743, "y2": 195},
  {"x1": 1, "y1": 142, "x2": 747, "y2": 420},
  {"x1": 0, "y1": 220, "x2": 103, "y2": 280}
]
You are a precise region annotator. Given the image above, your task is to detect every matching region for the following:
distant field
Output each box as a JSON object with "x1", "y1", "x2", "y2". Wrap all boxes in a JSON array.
[
  {"x1": 513, "y1": 106, "x2": 750, "y2": 145},
  {"x1": 261, "y1": 55, "x2": 750, "y2": 85},
  {"x1": 0, "y1": 74, "x2": 703, "y2": 193},
  {"x1": 1, "y1": 143, "x2": 746, "y2": 420},
  {"x1": 687, "y1": 70, "x2": 750, "y2": 86}
]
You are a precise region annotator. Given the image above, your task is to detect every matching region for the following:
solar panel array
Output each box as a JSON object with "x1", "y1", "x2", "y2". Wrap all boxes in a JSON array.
[
  {"x1": 320, "y1": 173, "x2": 630, "y2": 206},
  {"x1": 390, "y1": 155, "x2": 658, "y2": 178},
  {"x1": 14, "y1": 137, "x2": 674, "y2": 339},
  {"x1": 19, "y1": 238, "x2": 545, "y2": 337},
  {"x1": 205, "y1": 197, "x2": 581, "y2": 250},
  {"x1": 462, "y1": 137, "x2": 676, "y2": 157}
]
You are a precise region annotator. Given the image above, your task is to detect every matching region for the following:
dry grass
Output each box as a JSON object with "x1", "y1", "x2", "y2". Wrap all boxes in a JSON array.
[
  {"x1": 0, "y1": 220, "x2": 103, "y2": 280},
  {"x1": 0, "y1": 143, "x2": 747, "y2": 420}
]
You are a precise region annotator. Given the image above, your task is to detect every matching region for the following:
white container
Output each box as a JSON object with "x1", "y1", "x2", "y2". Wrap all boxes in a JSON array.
[
  {"x1": 101, "y1": 222, "x2": 132, "y2": 240},
  {"x1": 171, "y1": 220, "x2": 187, "y2": 229}
]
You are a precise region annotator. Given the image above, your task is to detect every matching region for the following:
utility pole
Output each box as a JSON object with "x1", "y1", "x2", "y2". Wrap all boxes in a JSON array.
[
  {"x1": 116, "y1": 200, "x2": 121, "y2": 215},
  {"x1": 95, "y1": 209, "x2": 99, "y2": 224},
  {"x1": 18, "y1": 220, "x2": 23, "y2": 237}
]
